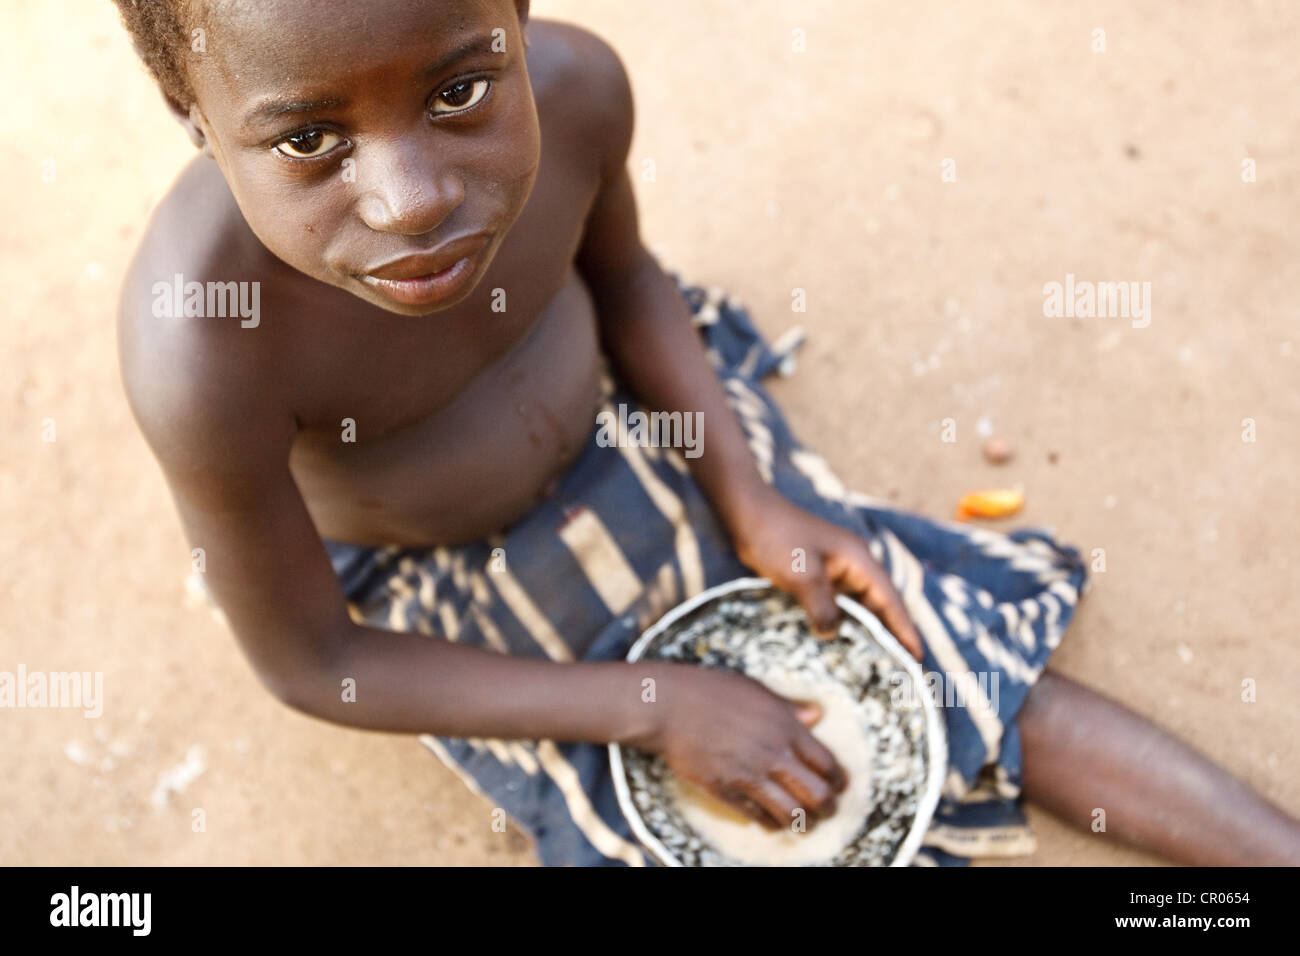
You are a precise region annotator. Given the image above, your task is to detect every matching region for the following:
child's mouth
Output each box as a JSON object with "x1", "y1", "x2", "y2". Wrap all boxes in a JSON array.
[
  {"x1": 359, "y1": 257, "x2": 475, "y2": 307},
  {"x1": 357, "y1": 234, "x2": 489, "y2": 308}
]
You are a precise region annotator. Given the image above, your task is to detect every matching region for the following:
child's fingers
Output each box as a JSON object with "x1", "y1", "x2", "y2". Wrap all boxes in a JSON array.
[
  {"x1": 770, "y1": 752, "x2": 839, "y2": 819},
  {"x1": 742, "y1": 778, "x2": 806, "y2": 831},
  {"x1": 716, "y1": 787, "x2": 779, "y2": 828},
  {"x1": 786, "y1": 568, "x2": 842, "y2": 637},
  {"x1": 788, "y1": 720, "x2": 849, "y2": 793},
  {"x1": 825, "y1": 543, "x2": 924, "y2": 660}
]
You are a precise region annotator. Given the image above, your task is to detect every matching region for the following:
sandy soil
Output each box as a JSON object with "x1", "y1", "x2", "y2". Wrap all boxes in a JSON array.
[{"x1": 3, "y1": 0, "x2": 1297, "y2": 866}]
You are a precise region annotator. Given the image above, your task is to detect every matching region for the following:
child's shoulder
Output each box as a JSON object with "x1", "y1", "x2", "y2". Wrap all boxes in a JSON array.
[
  {"x1": 116, "y1": 159, "x2": 295, "y2": 481},
  {"x1": 527, "y1": 19, "x2": 635, "y2": 171},
  {"x1": 529, "y1": 18, "x2": 631, "y2": 99}
]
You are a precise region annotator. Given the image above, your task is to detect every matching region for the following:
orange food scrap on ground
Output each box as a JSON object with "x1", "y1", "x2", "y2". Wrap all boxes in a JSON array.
[{"x1": 956, "y1": 488, "x2": 1024, "y2": 521}]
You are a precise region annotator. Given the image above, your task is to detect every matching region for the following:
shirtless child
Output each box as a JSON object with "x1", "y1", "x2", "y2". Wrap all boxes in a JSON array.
[{"x1": 114, "y1": 0, "x2": 1300, "y2": 865}]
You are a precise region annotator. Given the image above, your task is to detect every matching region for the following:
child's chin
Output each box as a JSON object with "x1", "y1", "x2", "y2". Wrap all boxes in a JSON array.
[{"x1": 358, "y1": 286, "x2": 474, "y2": 317}]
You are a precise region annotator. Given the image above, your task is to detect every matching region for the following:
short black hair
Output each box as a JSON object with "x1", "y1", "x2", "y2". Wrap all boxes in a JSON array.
[{"x1": 112, "y1": 0, "x2": 201, "y2": 110}]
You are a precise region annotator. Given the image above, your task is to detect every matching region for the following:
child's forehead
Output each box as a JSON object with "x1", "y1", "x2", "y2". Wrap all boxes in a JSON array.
[{"x1": 196, "y1": 0, "x2": 513, "y2": 96}]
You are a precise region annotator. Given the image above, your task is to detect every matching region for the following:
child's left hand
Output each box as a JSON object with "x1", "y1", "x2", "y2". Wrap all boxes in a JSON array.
[{"x1": 730, "y1": 490, "x2": 924, "y2": 659}]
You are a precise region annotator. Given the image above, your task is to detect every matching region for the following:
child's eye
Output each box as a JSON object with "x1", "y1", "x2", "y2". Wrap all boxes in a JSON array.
[
  {"x1": 274, "y1": 129, "x2": 344, "y2": 159},
  {"x1": 431, "y1": 78, "x2": 489, "y2": 115}
]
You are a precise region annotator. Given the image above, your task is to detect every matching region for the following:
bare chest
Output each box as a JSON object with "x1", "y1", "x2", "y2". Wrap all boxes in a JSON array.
[{"x1": 284, "y1": 260, "x2": 606, "y2": 546}]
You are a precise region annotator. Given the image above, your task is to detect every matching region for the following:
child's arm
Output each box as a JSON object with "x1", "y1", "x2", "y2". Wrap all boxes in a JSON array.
[
  {"x1": 572, "y1": 37, "x2": 922, "y2": 655},
  {"x1": 119, "y1": 280, "x2": 846, "y2": 827}
]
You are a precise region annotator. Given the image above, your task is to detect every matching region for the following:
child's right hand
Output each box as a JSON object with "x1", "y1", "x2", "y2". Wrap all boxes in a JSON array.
[{"x1": 636, "y1": 664, "x2": 848, "y2": 829}]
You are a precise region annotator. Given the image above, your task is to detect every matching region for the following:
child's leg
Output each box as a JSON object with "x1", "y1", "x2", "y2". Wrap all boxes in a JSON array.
[{"x1": 1018, "y1": 672, "x2": 1300, "y2": 865}]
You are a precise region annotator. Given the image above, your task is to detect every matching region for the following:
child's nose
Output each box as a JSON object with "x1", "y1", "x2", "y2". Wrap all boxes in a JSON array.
[{"x1": 355, "y1": 144, "x2": 465, "y2": 236}]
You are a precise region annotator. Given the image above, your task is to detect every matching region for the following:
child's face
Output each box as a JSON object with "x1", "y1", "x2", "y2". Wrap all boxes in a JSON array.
[{"x1": 186, "y1": 0, "x2": 539, "y2": 315}]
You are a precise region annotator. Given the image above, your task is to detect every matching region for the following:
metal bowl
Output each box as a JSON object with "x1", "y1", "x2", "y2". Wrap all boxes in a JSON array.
[{"x1": 609, "y1": 577, "x2": 947, "y2": 866}]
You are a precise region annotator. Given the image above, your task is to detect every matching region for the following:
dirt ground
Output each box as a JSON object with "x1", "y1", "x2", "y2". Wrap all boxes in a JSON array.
[{"x1": 3, "y1": 0, "x2": 1297, "y2": 866}]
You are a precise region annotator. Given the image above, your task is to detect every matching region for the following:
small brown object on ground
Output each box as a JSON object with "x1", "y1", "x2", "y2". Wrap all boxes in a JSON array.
[{"x1": 982, "y1": 437, "x2": 1015, "y2": 465}]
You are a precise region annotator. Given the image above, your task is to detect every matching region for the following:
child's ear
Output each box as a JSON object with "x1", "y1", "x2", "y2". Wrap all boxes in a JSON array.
[{"x1": 163, "y1": 93, "x2": 214, "y2": 157}]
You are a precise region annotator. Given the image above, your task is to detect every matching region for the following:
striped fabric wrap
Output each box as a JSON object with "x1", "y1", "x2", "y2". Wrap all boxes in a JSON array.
[{"x1": 322, "y1": 277, "x2": 1090, "y2": 866}]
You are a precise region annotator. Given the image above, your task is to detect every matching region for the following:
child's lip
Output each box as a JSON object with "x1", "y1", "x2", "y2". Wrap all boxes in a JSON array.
[
  {"x1": 358, "y1": 255, "x2": 477, "y2": 307},
  {"x1": 356, "y1": 233, "x2": 490, "y2": 307},
  {"x1": 361, "y1": 232, "x2": 488, "y2": 281}
]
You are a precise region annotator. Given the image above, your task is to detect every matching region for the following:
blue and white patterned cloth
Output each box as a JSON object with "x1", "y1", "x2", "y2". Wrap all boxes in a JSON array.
[{"x1": 322, "y1": 277, "x2": 1090, "y2": 866}]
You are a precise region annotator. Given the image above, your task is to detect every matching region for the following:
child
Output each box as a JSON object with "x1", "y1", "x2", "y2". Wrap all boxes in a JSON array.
[{"x1": 113, "y1": 0, "x2": 1300, "y2": 866}]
